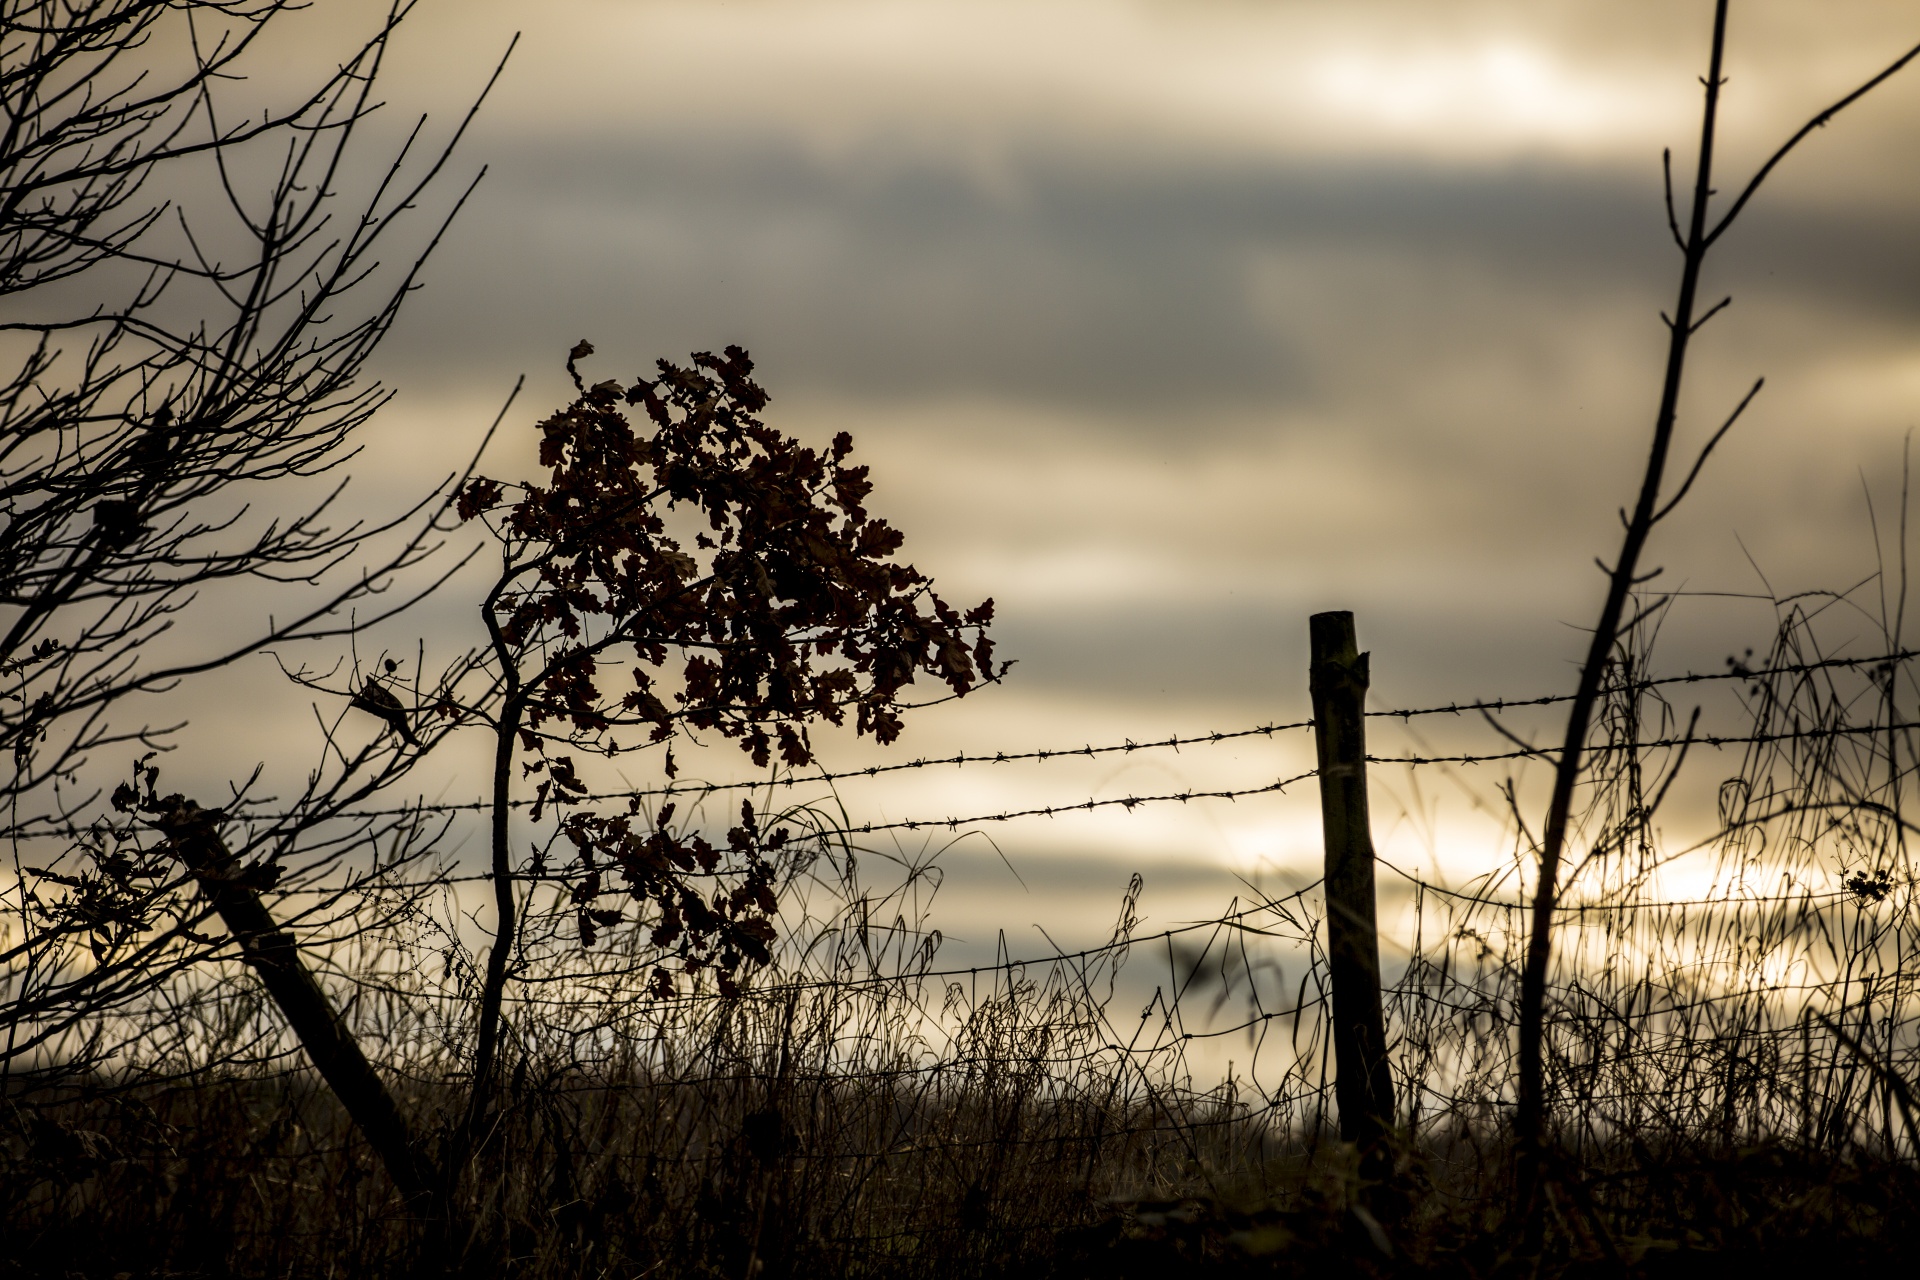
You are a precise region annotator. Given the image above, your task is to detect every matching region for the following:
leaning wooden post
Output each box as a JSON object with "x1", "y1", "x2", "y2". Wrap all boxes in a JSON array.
[
  {"x1": 1309, "y1": 610, "x2": 1396, "y2": 1153},
  {"x1": 151, "y1": 795, "x2": 433, "y2": 1210}
]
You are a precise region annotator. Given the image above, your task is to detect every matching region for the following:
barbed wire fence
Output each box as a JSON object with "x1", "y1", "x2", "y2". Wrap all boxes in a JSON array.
[{"x1": 5, "y1": 621, "x2": 1917, "y2": 1265}]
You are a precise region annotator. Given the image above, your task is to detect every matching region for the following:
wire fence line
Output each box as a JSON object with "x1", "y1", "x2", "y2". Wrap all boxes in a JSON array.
[
  {"x1": 8, "y1": 647, "x2": 1906, "y2": 841},
  {"x1": 6, "y1": 633, "x2": 1917, "y2": 1216},
  {"x1": 0, "y1": 709, "x2": 1901, "y2": 843}
]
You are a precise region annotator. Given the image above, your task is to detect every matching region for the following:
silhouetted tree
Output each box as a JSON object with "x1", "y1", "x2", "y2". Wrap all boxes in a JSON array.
[
  {"x1": 1, "y1": 0, "x2": 503, "y2": 1076},
  {"x1": 1515, "y1": 0, "x2": 1920, "y2": 1223},
  {"x1": 440, "y1": 341, "x2": 1000, "y2": 1223}
]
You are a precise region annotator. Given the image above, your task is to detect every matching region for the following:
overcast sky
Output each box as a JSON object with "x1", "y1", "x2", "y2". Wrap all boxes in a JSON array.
[{"x1": 175, "y1": 1, "x2": 1920, "y2": 951}]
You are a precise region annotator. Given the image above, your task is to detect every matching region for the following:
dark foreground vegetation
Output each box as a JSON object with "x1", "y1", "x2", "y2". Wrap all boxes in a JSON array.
[
  {"x1": 8, "y1": 792, "x2": 1920, "y2": 1280},
  {"x1": 7, "y1": 2, "x2": 1920, "y2": 1277},
  {"x1": 7, "y1": 1086, "x2": 1920, "y2": 1279},
  {"x1": 9, "y1": 590, "x2": 1920, "y2": 1275}
]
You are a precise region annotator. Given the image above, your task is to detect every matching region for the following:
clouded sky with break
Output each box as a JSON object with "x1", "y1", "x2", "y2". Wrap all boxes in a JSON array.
[{"x1": 181, "y1": 0, "x2": 1920, "y2": 953}]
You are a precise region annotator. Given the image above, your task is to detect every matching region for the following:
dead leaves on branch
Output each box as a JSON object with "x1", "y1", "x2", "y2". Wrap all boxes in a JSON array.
[
  {"x1": 461, "y1": 342, "x2": 997, "y2": 763},
  {"x1": 461, "y1": 343, "x2": 1003, "y2": 988},
  {"x1": 563, "y1": 797, "x2": 784, "y2": 997}
]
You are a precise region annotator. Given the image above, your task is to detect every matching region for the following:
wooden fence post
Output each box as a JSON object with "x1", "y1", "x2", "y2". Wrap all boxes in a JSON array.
[
  {"x1": 153, "y1": 795, "x2": 433, "y2": 1209},
  {"x1": 1309, "y1": 610, "x2": 1396, "y2": 1152}
]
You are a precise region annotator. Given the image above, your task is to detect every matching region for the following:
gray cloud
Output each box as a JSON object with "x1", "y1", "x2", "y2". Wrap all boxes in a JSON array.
[{"x1": 383, "y1": 134, "x2": 1920, "y2": 429}]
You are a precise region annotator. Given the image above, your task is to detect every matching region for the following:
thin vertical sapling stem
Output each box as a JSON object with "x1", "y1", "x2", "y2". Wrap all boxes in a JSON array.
[{"x1": 1516, "y1": 0, "x2": 1920, "y2": 1196}]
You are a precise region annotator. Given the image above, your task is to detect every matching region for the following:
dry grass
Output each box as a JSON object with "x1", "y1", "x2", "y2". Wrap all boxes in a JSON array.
[{"x1": 5, "y1": 600, "x2": 1920, "y2": 1278}]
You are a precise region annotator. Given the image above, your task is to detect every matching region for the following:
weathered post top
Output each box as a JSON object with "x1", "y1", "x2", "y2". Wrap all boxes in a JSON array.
[{"x1": 1309, "y1": 609, "x2": 1369, "y2": 687}]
